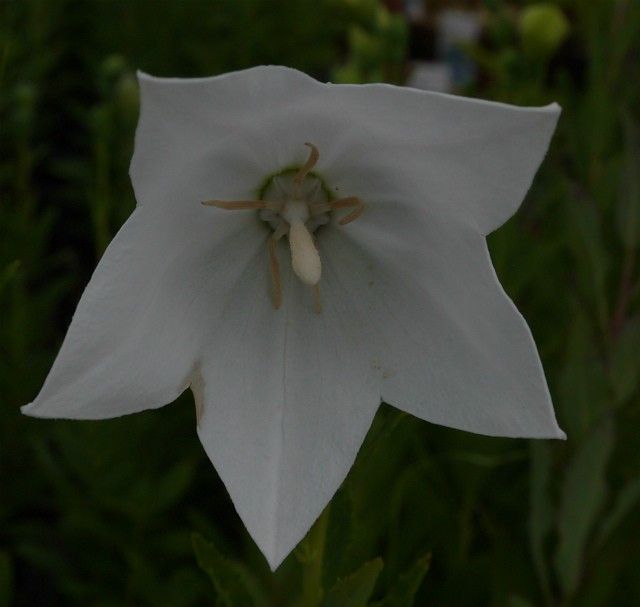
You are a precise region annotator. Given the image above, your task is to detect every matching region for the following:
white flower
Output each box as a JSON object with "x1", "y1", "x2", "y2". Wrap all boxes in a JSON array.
[{"x1": 22, "y1": 66, "x2": 565, "y2": 570}]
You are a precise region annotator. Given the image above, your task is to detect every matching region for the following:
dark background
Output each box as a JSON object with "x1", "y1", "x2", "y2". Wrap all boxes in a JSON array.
[{"x1": 1, "y1": 1, "x2": 639, "y2": 605}]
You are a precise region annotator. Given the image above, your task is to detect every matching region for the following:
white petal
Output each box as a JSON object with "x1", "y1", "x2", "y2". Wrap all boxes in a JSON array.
[
  {"x1": 25, "y1": 66, "x2": 562, "y2": 569},
  {"x1": 23, "y1": 204, "x2": 268, "y2": 419},
  {"x1": 321, "y1": 87, "x2": 560, "y2": 236},
  {"x1": 194, "y1": 255, "x2": 380, "y2": 570},
  {"x1": 130, "y1": 68, "x2": 323, "y2": 211},
  {"x1": 133, "y1": 67, "x2": 558, "y2": 234},
  {"x1": 320, "y1": 200, "x2": 564, "y2": 439}
]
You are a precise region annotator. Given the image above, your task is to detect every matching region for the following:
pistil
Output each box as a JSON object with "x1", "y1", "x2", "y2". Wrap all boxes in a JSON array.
[
  {"x1": 289, "y1": 219, "x2": 321, "y2": 285},
  {"x1": 202, "y1": 143, "x2": 364, "y2": 312}
]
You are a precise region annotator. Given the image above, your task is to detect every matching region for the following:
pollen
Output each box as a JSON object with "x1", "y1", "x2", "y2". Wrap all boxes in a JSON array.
[{"x1": 202, "y1": 143, "x2": 364, "y2": 312}]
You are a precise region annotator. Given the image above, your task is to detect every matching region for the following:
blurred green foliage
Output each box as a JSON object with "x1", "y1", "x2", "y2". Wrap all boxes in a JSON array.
[{"x1": 1, "y1": 0, "x2": 639, "y2": 605}]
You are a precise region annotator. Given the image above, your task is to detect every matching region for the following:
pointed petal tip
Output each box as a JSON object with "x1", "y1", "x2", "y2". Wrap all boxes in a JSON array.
[
  {"x1": 538, "y1": 414, "x2": 566, "y2": 440},
  {"x1": 136, "y1": 70, "x2": 158, "y2": 84},
  {"x1": 20, "y1": 400, "x2": 61, "y2": 419},
  {"x1": 19, "y1": 401, "x2": 52, "y2": 419},
  {"x1": 547, "y1": 101, "x2": 562, "y2": 114},
  {"x1": 264, "y1": 551, "x2": 286, "y2": 572},
  {"x1": 523, "y1": 422, "x2": 566, "y2": 441},
  {"x1": 259, "y1": 534, "x2": 305, "y2": 572},
  {"x1": 20, "y1": 402, "x2": 36, "y2": 416},
  {"x1": 554, "y1": 427, "x2": 567, "y2": 441}
]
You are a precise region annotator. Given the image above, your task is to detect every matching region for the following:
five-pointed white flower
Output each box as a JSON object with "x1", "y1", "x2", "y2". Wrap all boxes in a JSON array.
[{"x1": 22, "y1": 66, "x2": 565, "y2": 570}]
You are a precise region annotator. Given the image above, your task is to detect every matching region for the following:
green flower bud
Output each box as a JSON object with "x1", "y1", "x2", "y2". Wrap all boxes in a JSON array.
[
  {"x1": 520, "y1": 3, "x2": 569, "y2": 58},
  {"x1": 101, "y1": 54, "x2": 127, "y2": 80},
  {"x1": 12, "y1": 82, "x2": 37, "y2": 134},
  {"x1": 115, "y1": 73, "x2": 140, "y2": 118},
  {"x1": 333, "y1": 63, "x2": 364, "y2": 84}
]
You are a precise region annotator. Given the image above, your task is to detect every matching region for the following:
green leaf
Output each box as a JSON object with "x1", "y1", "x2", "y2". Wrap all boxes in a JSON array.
[
  {"x1": 191, "y1": 532, "x2": 267, "y2": 607},
  {"x1": 322, "y1": 558, "x2": 383, "y2": 607},
  {"x1": 557, "y1": 309, "x2": 608, "y2": 440},
  {"x1": 323, "y1": 485, "x2": 354, "y2": 587},
  {"x1": 616, "y1": 115, "x2": 640, "y2": 250},
  {"x1": 609, "y1": 316, "x2": 640, "y2": 405},
  {"x1": 146, "y1": 459, "x2": 197, "y2": 513},
  {"x1": 528, "y1": 442, "x2": 553, "y2": 602},
  {"x1": 594, "y1": 474, "x2": 640, "y2": 549},
  {"x1": 372, "y1": 554, "x2": 431, "y2": 607},
  {"x1": 563, "y1": 186, "x2": 610, "y2": 333},
  {"x1": 0, "y1": 551, "x2": 13, "y2": 607},
  {"x1": 554, "y1": 419, "x2": 614, "y2": 596},
  {"x1": 0, "y1": 260, "x2": 20, "y2": 294}
]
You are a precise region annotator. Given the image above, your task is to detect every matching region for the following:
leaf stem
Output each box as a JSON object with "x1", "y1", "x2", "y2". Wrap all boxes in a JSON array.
[
  {"x1": 609, "y1": 248, "x2": 636, "y2": 340},
  {"x1": 298, "y1": 505, "x2": 330, "y2": 607}
]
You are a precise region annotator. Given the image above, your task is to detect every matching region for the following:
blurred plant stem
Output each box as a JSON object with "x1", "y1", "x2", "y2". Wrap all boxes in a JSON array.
[
  {"x1": 297, "y1": 505, "x2": 331, "y2": 607},
  {"x1": 91, "y1": 107, "x2": 113, "y2": 257},
  {"x1": 610, "y1": 250, "x2": 635, "y2": 340}
]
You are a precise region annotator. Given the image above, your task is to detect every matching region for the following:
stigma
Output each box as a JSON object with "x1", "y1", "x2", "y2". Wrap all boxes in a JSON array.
[
  {"x1": 202, "y1": 143, "x2": 364, "y2": 311},
  {"x1": 288, "y1": 215, "x2": 321, "y2": 285}
]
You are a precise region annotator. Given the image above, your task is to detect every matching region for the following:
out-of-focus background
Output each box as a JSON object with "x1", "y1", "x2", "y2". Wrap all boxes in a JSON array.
[{"x1": 1, "y1": 1, "x2": 639, "y2": 605}]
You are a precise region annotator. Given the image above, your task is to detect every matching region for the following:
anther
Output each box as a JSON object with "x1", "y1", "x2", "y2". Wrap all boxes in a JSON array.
[
  {"x1": 293, "y1": 143, "x2": 319, "y2": 190},
  {"x1": 338, "y1": 205, "x2": 364, "y2": 225},
  {"x1": 202, "y1": 200, "x2": 282, "y2": 211},
  {"x1": 268, "y1": 224, "x2": 288, "y2": 309},
  {"x1": 201, "y1": 143, "x2": 365, "y2": 313},
  {"x1": 310, "y1": 196, "x2": 364, "y2": 225}
]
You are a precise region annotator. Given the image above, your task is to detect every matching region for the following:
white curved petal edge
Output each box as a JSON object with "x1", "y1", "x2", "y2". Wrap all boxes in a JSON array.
[
  {"x1": 192, "y1": 261, "x2": 381, "y2": 569},
  {"x1": 20, "y1": 205, "x2": 267, "y2": 419},
  {"x1": 131, "y1": 66, "x2": 561, "y2": 235},
  {"x1": 323, "y1": 207, "x2": 566, "y2": 442},
  {"x1": 23, "y1": 65, "x2": 564, "y2": 571}
]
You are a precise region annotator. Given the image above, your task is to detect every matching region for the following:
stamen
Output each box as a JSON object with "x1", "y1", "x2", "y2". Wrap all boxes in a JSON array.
[
  {"x1": 313, "y1": 284, "x2": 322, "y2": 314},
  {"x1": 202, "y1": 200, "x2": 266, "y2": 210},
  {"x1": 338, "y1": 205, "x2": 364, "y2": 225},
  {"x1": 331, "y1": 196, "x2": 364, "y2": 225},
  {"x1": 330, "y1": 196, "x2": 361, "y2": 210},
  {"x1": 268, "y1": 224, "x2": 288, "y2": 310},
  {"x1": 309, "y1": 202, "x2": 331, "y2": 214},
  {"x1": 288, "y1": 220, "x2": 321, "y2": 285},
  {"x1": 309, "y1": 197, "x2": 364, "y2": 224},
  {"x1": 268, "y1": 238, "x2": 282, "y2": 309},
  {"x1": 203, "y1": 143, "x2": 365, "y2": 312},
  {"x1": 293, "y1": 142, "x2": 319, "y2": 187}
]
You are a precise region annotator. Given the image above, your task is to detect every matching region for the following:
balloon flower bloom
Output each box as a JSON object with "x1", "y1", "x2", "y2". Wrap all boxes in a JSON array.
[{"x1": 23, "y1": 66, "x2": 565, "y2": 569}]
